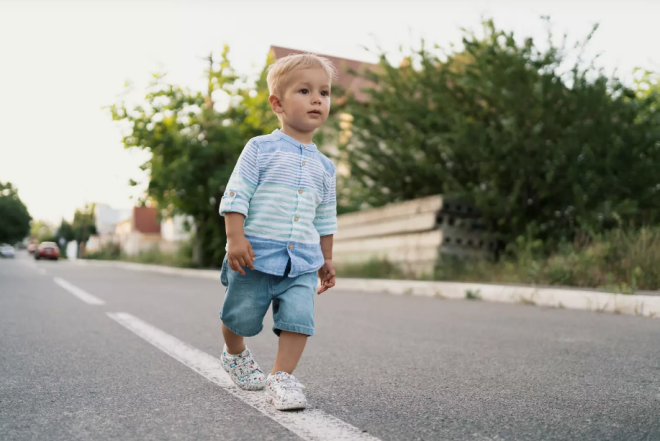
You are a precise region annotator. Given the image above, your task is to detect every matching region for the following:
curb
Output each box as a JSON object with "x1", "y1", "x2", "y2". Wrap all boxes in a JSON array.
[
  {"x1": 335, "y1": 279, "x2": 660, "y2": 319},
  {"x1": 75, "y1": 259, "x2": 660, "y2": 319}
]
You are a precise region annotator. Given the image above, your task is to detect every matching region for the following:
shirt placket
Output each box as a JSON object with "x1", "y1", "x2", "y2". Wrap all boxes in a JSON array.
[{"x1": 288, "y1": 143, "x2": 306, "y2": 257}]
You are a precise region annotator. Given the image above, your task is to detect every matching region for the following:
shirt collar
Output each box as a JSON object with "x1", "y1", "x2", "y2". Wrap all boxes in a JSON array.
[{"x1": 274, "y1": 129, "x2": 318, "y2": 151}]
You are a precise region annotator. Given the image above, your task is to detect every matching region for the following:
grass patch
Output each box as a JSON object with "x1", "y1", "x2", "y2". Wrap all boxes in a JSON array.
[
  {"x1": 335, "y1": 257, "x2": 407, "y2": 280},
  {"x1": 433, "y1": 227, "x2": 660, "y2": 293}
]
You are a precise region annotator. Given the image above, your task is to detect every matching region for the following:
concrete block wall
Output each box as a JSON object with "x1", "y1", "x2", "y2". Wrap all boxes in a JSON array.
[{"x1": 334, "y1": 195, "x2": 492, "y2": 275}]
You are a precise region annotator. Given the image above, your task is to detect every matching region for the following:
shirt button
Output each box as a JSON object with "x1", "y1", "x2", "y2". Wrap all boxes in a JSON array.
[
  {"x1": 229, "y1": 191, "x2": 235, "y2": 197},
  {"x1": 302, "y1": 161, "x2": 306, "y2": 166},
  {"x1": 288, "y1": 244, "x2": 294, "y2": 250},
  {"x1": 302, "y1": 145, "x2": 307, "y2": 149},
  {"x1": 298, "y1": 189, "x2": 303, "y2": 194},
  {"x1": 294, "y1": 216, "x2": 299, "y2": 222}
]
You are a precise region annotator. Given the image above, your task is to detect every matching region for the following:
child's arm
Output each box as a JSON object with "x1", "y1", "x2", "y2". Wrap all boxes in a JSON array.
[
  {"x1": 316, "y1": 165, "x2": 337, "y2": 294},
  {"x1": 318, "y1": 234, "x2": 335, "y2": 294},
  {"x1": 225, "y1": 212, "x2": 255, "y2": 275},
  {"x1": 219, "y1": 141, "x2": 259, "y2": 275}
]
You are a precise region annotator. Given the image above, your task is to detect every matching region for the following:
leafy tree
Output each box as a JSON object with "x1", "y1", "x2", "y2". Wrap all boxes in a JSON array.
[
  {"x1": 109, "y1": 47, "x2": 248, "y2": 267},
  {"x1": 0, "y1": 182, "x2": 32, "y2": 244},
  {"x1": 31, "y1": 219, "x2": 55, "y2": 242},
  {"x1": 341, "y1": 19, "x2": 660, "y2": 250},
  {"x1": 71, "y1": 204, "x2": 97, "y2": 243},
  {"x1": 56, "y1": 219, "x2": 76, "y2": 242},
  {"x1": 234, "y1": 50, "x2": 279, "y2": 139}
]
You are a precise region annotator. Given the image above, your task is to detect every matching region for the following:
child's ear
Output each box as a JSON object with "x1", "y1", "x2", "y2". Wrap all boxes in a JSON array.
[{"x1": 269, "y1": 94, "x2": 284, "y2": 115}]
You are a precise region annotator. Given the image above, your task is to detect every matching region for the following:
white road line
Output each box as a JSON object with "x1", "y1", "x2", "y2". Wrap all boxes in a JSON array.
[
  {"x1": 107, "y1": 312, "x2": 379, "y2": 441},
  {"x1": 53, "y1": 278, "x2": 106, "y2": 305}
]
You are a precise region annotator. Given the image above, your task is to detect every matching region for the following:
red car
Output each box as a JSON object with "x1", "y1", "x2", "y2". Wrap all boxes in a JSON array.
[{"x1": 35, "y1": 242, "x2": 60, "y2": 260}]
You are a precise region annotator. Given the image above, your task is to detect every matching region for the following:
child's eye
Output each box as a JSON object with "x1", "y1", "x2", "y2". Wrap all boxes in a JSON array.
[
  {"x1": 321, "y1": 91, "x2": 330, "y2": 97},
  {"x1": 299, "y1": 89, "x2": 309, "y2": 94}
]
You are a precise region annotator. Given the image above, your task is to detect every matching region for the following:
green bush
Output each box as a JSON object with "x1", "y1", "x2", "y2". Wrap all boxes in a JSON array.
[
  {"x1": 341, "y1": 19, "x2": 660, "y2": 251},
  {"x1": 433, "y1": 227, "x2": 660, "y2": 293},
  {"x1": 85, "y1": 243, "x2": 121, "y2": 260}
]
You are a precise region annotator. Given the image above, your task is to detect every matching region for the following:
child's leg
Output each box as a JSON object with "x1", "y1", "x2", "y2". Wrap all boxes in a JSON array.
[
  {"x1": 271, "y1": 331, "x2": 307, "y2": 374},
  {"x1": 222, "y1": 323, "x2": 246, "y2": 355}
]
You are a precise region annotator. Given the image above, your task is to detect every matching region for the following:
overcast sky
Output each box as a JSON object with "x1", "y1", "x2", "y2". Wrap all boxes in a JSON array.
[{"x1": 1, "y1": 0, "x2": 658, "y2": 224}]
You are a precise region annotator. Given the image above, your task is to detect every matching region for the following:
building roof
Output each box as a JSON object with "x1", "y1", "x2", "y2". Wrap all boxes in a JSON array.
[
  {"x1": 132, "y1": 206, "x2": 161, "y2": 234},
  {"x1": 269, "y1": 46, "x2": 379, "y2": 103}
]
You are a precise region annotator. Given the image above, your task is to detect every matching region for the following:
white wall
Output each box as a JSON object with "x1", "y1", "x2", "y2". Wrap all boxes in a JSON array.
[{"x1": 95, "y1": 204, "x2": 131, "y2": 236}]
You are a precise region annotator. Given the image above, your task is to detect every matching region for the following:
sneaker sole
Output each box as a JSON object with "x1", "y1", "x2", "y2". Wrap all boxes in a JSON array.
[{"x1": 265, "y1": 394, "x2": 307, "y2": 411}]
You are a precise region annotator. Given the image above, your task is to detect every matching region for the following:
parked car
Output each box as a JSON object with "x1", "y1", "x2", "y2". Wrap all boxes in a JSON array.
[
  {"x1": 35, "y1": 242, "x2": 60, "y2": 260},
  {"x1": 0, "y1": 244, "x2": 15, "y2": 258}
]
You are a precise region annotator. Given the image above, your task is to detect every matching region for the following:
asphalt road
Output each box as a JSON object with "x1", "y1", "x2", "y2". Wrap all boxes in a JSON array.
[{"x1": 1, "y1": 253, "x2": 659, "y2": 441}]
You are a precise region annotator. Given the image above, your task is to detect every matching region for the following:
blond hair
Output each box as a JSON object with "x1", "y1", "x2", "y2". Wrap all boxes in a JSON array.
[{"x1": 266, "y1": 53, "x2": 337, "y2": 96}]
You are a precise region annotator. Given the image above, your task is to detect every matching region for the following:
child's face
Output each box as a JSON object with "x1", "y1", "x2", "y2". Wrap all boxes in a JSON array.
[{"x1": 275, "y1": 68, "x2": 331, "y2": 133}]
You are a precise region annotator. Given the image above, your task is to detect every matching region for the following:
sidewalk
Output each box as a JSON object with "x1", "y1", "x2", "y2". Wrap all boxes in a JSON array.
[{"x1": 75, "y1": 259, "x2": 660, "y2": 320}]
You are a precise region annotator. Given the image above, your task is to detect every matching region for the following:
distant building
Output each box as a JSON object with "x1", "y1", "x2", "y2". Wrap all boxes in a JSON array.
[
  {"x1": 114, "y1": 207, "x2": 162, "y2": 256},
  {"x1": 84, "y1": 204, "x2": 131, "y2": 252},
  {"x1": 94, "y1": 204, "x2": 131, "y2": 236}
]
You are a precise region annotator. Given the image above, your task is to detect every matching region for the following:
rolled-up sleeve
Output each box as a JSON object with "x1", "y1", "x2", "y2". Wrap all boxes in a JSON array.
[
  {"x1": 219, "y1": 141, "x2": 259, "y2": 218},
  {"x1": 313, "y1": 169, "x2": 337, "y2": 236}
]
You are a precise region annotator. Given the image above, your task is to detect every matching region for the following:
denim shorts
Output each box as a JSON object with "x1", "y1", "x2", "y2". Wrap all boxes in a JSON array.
[{"x1": 219, "y1": 256, "x2": 318, "y2": 337}]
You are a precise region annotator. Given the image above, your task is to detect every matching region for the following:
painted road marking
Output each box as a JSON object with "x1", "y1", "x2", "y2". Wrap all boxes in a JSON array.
[
  {"x1": 53, "y1": 278, "x2": 105, "y2": 305},
  {"x1": 107, "y1": 312, "x2": 379, "y2": 441}
]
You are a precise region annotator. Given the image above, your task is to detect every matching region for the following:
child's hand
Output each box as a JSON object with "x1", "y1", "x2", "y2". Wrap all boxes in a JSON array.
[
  {"x1": 227, "y1": 234, "x2": 255, "y2": 275},
  {"x1": 317, "y1": 259, "x2": 336, "y2": 294}
]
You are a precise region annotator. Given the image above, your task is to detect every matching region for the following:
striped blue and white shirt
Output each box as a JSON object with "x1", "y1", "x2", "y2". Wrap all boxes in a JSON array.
[{"x1": 219, "y1": 129, "x2": 337, "y2": 277}]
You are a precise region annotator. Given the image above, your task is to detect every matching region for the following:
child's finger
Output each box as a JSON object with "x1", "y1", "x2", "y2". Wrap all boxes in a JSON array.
[
  {"x1": 229, "y1": 257, "x2": 242, "y2": 274},
  {"x1": 248, "y1": 243, "x2": 256, "y2": 261},
  {"x1": 318, "y1": 275, "x2": 334, "y2": 293},
  {"x1": 245, "y1": 252, "x2": 255, "y2": 270},
  {"x1": 233, "y1": 257, "x2": 247, "y2": 275}
]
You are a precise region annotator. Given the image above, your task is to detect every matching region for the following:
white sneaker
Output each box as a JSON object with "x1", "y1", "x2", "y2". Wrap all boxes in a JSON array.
[
  {"x1": 265, "y1": 371, "x2": 307, "y2": 410},
  {"x1": 220, "y1": 345, "x2": 267, "y2": 391}
]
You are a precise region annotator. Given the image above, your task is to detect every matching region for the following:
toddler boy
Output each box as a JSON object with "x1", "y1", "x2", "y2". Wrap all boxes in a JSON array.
[{"x1": 219, "y1": 53, "x2": 338, "y2": 410}]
